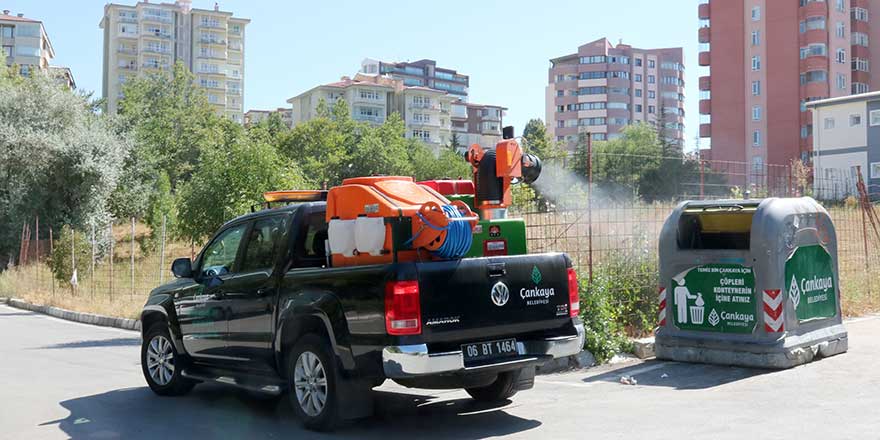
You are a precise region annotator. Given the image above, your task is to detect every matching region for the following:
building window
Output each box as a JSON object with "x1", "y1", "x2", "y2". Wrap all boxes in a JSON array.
[
  {"x1": 870, "y1": 110, "x2": 880, "y2": 126},
  {"x1": 852, "y1": 57, "x2": 870, "y2": 72},
  {"x1": 852, "y1": 7, "x2": 869, "y2": 22},
  {"x1": 0, "y1": 25, "x2": 13, "y2": 38},
  {"x1": 836, "y1": 48, "x2": 846, "y2": 64},
  {"x1": 412, "y1": 129, "x2": 430, "y2": 141},
  {"x1": 556, "y1": 105, "x2": 565, "y2": 113},
  {"x1": 752, "y1": 106, "x2": 762, "y2": 121},
  {"x1": 752, "y1": 156, "x2": 764, "y2": 174},
  {"x1": 635, "y1": 104, "x2": 643, "y2": 113},
  {"x1": 556, "y1": 90, "x2": 564, "y2": 97},
  {"x1": 1, "y1": 45, "x2": 11, "y2": 58},
  {"x1": 648, "y1": 90, "x2": 656, "y2": 99},
  {"x1": 799, "y1": 16, "x2": 826, "y2": 33},
  {"x1": 836, "y1": 22, "x2": 846, "y2": 38},
  {"x1": 752, "y1": 81, "x2": 761, "y2": 96},
  {"x1": 635, "y1": 89, "x2": 642, "y2": 97},
  {"x1": 850, "y1": 114, "x2": 862, "y2": 126},
  {"x1": 648, "y1": 60, "x2": 655, "y2": 68},
  {"x1": 836, "y1": 73, "x2": 847, "y2": 90},
  {"x1": 647, "y1": 75, "x2": 655, "y2": 84},
  {"x1": 872, "y1": 163, "x2": 880, "y2": 179},
  {"x1": 753, "y1": 130, "x2": 761, "y2": 146},
  {"x1": 579, "y1": 55, "x2": 606, "y2": 64},
  {"x1": 801, "y1": 125, "x2": 812, "y2": 139},
  {"x1": 853, "y1": 83, "x2": 870, "y2": 94},
  {"x1": 824, "y1": 117, "x2": 835, "y2": 129},
  {"x1": 800, "y1": 44, "x2": 827, "y2": 59},
  {"x1": 751, "y1": 6, "x2": 761, "y2": 21},
  {"x1": 852, "y1": 32, "x2": 869, "y2": 47},
  {"x1": 751, "y1": 31, "x2": 760, "y2": 46},
  {"x1": 635, "y1": 58, "x2": 643, "y2": 67},
  {"x1": 752, "y1": 56, "x2": 761, "y2": 70},
  {"x1": 800, "y1": 70, "x2": 828, "y2": 84},
  {"x1": 836, "y1": 0, "x2": 845, "y2": 12},
  {"x1": 634, "y1": 74, "x2": 642, "y2": 82},
  {"x1": 648, "y1": 105, "x2": 656, "y2": 114}
]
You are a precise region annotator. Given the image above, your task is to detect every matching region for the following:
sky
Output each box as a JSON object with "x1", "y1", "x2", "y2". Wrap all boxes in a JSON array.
[{"x1": 5, "y1": 0, "x2": 705, "y2": 150}]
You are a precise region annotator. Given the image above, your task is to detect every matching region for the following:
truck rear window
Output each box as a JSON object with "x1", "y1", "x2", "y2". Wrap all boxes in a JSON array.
[{"x1": 677, "y1": 206, "x2": 756, "y2": 250}]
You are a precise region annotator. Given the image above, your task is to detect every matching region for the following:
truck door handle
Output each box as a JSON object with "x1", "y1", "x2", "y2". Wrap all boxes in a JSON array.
[
  {"x1": 256, "y1": 288, "x2": 269, "y2": 297},
  {"x1": 488, "y1": 263, "x2": 506, "y2": 277}
]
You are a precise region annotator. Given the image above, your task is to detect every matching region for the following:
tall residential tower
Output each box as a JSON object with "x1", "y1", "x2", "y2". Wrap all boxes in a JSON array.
[
  {"x1": 698, "y1": 0, "x2": 880, "y2": 169},
  {"x1": 546, "y1": 38, "x2": 686, "y2": 149},
  {"x1": 100, "y1": 1, "x2": 249, "y2": 122}
]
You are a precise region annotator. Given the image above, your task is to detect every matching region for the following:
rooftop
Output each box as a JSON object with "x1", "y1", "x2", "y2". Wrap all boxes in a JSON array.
[
  {"x1": 0, "y1": 11, "x2": 41, "y2": 23},
  {"x1": 806, "y1": 91, "x2": 880, "y2": 108}
]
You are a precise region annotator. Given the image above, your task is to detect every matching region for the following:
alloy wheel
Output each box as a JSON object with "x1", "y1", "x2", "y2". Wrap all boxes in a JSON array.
[
  {"x1": 146, "y1": 335, "x2": 175, "y2": 386},
  {"x1": 293, "y1": 351, "x2": 328, "y2": 417}
]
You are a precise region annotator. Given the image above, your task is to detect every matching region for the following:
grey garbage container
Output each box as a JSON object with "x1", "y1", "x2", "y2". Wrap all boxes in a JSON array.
[{"x1": 655, "y1": 197, "x2": 848, "y2": 369}]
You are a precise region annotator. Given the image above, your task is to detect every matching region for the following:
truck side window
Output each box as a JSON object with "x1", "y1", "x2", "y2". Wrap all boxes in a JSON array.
[
  {"x1": 295, "y1": 211, "x2": 329, "y2": 268},
  {"x1": 240, "y1": 216, "x2": 288, "y2": 273},
  {"x1": 200, "y1": 223, "x2": 247, "y2": 278}
]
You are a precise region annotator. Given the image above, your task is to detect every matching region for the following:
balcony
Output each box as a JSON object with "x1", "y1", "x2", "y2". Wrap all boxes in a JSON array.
[
  {"x1": 410, "y1": 120, "x2": 441, "y2": 128},
  {"x1": 699, "y1": 75, "x2": 711, "y2": 91},
  {"x1": 200, "y1": 37, "x2": 227, "y2": 46},
  {"x1": 409, "y1": 102, "x2": 440, "y2": 111},
  {"x1": 141, "y1": 14, "x2": 173, "y2": 24},
  {"x1": 354, "y1": 115, "x2": 385, "y2": 124},
  {"x1": 700, "y1": 123, "x2": 711, "y2": 138},
  {"x1": 699, "y1": 99, "x2": 711, "y2": 115},
  {"x1": 118, "y1": 16, "x2": 138, "y2": 23},
  {"x1": 800, "y1": 0, "x2": 827, "y2": 17},
  {"x1": 142, "y1": 63, "x2": 169, "y2": 71},
  {"x1": 699, "y1": 26, "x2": 711, "y2": 43},
  {"x1": 117, "y1": 47, "x2": 138, "y2": 55},
  {"x1": 143, "y1": 31, "x2": 172, "y2": 39},
  {"x1": 142, "y1": 46, "x2": 171, "y2": 55},
  {"x1": 698, "y1": 2, "x2": 710, "y2": 19},
  {"x1": 199, "y1": 21, "x2": 225, "y2": 29},
  {"x1": 699, "y1": 51, "x2": 711, "y2": 66},
  {"x1": 118, "y1": 64, "x2": 138, "y2": 71}
]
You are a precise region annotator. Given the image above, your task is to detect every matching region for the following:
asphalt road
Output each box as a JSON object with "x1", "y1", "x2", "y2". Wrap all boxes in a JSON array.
[{"x1": 2, "y1": 303, "x2": 879, "y2": 440}]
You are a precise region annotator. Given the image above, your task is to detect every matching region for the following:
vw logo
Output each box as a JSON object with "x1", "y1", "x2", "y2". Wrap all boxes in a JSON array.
[{"x1": 491, "y1": 282, "x2": 510, "y2": 307}]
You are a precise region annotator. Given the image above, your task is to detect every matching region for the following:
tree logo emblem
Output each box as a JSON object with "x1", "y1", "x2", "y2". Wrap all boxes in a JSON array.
[
  {"x1": 708, "y1": 309, "x2": 720, "y2": 326},
  {"x1": 531, "y1": 266, "x2": 542, "y2": 285},
  {"x1": 789, "y1": 275, "x2": 801, "y2": 309}
]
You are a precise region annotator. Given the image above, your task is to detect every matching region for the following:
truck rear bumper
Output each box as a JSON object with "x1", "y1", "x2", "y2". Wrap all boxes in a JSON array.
[{"x1": 382, "y1": 323, "x2": 585, "y2": 378}]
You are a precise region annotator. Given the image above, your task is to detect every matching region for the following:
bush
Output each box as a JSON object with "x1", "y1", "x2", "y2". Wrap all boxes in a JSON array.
[
  {"x1": 577, "y1": 229, "x2": 659, "y2": 362},
  {"x1": 47, "y1": 225, "x2": 92, "y2": 289}
]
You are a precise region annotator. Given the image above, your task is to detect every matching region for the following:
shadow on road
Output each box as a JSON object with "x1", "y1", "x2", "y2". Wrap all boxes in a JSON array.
[
  {"x1": 580, "y1": 360, "x2": 777, "y2": 390},
  {"x1": 41, "y1": 384, "x2": 541, "y2": 439},
  {"x1": 0, "y1": 311, "x2": 37, "y2": 317},
  {"x1": 35, "y1": 338, "x2": 142, "y2": 350}
]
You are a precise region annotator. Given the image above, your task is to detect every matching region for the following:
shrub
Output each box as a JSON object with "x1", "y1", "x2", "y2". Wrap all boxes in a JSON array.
[{"x1": 47, "y1": 225, "x2": 92, "y2": 289}]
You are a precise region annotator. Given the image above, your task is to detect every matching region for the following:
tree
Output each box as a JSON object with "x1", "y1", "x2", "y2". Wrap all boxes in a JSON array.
[
  {"x1": 522, "y1": 118, "x2": 566, "y2": 161},
  {"x1": 0, "y1": 64, "x2": 130, "y2": 260},
  {"x1": 176, "y1": 137, "x2": 309, "y2": 242}
]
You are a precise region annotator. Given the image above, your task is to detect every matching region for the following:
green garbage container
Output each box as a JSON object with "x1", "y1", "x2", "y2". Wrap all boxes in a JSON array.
[{"x1": 655, "y1": 197, "x2": 848, "y2": 369}]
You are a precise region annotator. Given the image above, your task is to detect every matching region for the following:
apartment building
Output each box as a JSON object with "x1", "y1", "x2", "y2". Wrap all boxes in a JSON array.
[
  {"x1": 1, "y1": 10, "x2": 54, "y2": 77},
  {"x1": 360, "y1": 58, "x2": 469, "y2": 101},
  {"x1": 806, "y1": 91, "x2": 880, "y2": 199},
  {"x1": 244, "y1": 108, "x2": 293, "y2": 128},
  {"x1": 451, "y1": 102, "x2": 507, "y2": 151},
  {"x1": 698, "y1": 0, "x2": 880, "y2": 172},
  {"x1": 287, "y1": 73, "x2": 455, "y2": 149},
  {"x1": 49, "y1": 66, "x2": 76, "y2": 89},
  {"x1": 100, "y1": 0, "x2": 249, "y2": 122},
  {"x1": 546, "y1": 38, "x2": 686, "y2": 149}
]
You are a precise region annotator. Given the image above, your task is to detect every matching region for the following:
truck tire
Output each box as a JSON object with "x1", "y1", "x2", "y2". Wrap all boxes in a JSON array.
[
  {"x1": 465, "y1": 371, "x2": 518, "y2": 402},
  {"x1": 287, "y1": 334, "x2": 341, "y2": 431},
  {"x1": 141, "y1": 324, "x2": 195, "y2": 396}
]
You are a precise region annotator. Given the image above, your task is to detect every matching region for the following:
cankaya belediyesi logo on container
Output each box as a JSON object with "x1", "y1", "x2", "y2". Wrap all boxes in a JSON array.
[{"x1": 520, "y1": 268, "x2": 555, "y2": 306}]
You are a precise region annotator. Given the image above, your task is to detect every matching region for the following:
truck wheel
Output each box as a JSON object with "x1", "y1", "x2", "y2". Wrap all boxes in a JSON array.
[
  {"x1": 287, "y1": 334, "x2": 340, "y2": 431},
  {"x1": 465, "y1": 371, "x2": 518, "y2": 402},
  {"x1": 141, "y1": 324, "x2": 195, "y2": 396}
]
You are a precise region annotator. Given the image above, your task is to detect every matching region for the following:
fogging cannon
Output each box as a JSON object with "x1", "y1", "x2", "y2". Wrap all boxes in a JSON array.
[{"x1": 419, "y1": 126, "x2": 542, "y2": 257}]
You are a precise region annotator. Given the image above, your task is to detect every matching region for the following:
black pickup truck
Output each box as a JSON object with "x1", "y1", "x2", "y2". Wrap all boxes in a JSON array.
[{"x1": 140, "y1": 201, "x2": 584, "y2": 430}]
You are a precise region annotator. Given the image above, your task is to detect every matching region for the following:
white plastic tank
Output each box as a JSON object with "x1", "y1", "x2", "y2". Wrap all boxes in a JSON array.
[
  {"x1": 355, "y1": 216, "x2": 386, "y2": 256},
  {"x1": 328, "y1": 219, "x2": 356, "y2": 257}
]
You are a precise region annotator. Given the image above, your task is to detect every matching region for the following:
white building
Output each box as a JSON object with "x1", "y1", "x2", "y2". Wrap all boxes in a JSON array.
[{"x1": 806, "y1": 91, "x2": 880, "y2": 200}]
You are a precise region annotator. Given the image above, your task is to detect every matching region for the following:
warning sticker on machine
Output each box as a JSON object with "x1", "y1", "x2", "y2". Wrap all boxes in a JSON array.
[
  {"x1": 671, "y1": 264, "x2": 756, "y2": 334},
  {"x1": 785, "y1": 245, "x2": 837, "y2": 323}
]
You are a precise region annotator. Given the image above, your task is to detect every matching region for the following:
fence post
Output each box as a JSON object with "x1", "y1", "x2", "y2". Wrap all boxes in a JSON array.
[
  {"x1": 857, "y1": 166, "x2": 871, "y2": 296},
  {"x1": 131, "y1": 217, "x2": 136, "y2": 299},
  {"x1": 91, "y1": 223, "x2": 96, "y2": 299},
  {"x1": 699, "y1": 159, "x2": 705, "y2": 199},
  {"x1": 108, "y1": 222, "x2": 114, "y2": 302},
  {"x1": 35, "y1": 216, "x2": 39, "y2": 289},
  {"x1": 159, "y1": 214, "x2": 167, "y2": 284},
  {"x1": 49, "y1": 228, "x2": 55, "y2": 298},
  {"x1": 586, "y1": 132, "x2": 594, "y2": 284},
  {"x1": 71, "y1": 228, "x2": 76, "y2": 296}
]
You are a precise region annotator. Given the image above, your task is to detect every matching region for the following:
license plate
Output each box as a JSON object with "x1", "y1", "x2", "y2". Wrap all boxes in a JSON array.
[{"x1": 462, "y1": 338, "x2": 518, "y2": 365}]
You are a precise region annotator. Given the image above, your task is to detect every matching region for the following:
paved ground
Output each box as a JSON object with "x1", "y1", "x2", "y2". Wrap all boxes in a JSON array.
[{"x1": 2, "y1": 303, "x2": 879, "y2": 440}]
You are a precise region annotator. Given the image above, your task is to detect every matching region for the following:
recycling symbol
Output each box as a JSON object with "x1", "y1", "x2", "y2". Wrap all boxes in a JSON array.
[{"x1": 708, "y1": 309, "x2": 720, "y2": 326}]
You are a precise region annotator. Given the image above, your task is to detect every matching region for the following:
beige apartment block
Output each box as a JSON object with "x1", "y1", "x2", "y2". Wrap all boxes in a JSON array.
[
  {"x1": 287, "y1": 73, "x2": 456, "y2": 151},
  {"x1": 100, "y1": 0, "x2": 248, "y2": 122},
  {"x1": 244, "y1": 108, "x2": 293, "y2": 128},
  {"x1": 1, "y1": 10, "x2": 55, "y2": 77},
  {"x1": 451, "y1": 102, "x2": 506, "y2": 152}
]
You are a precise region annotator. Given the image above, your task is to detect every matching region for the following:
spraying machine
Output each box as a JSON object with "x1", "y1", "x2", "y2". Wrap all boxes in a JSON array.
[{"x1": 420, "y1": 126, "x2": 542, "y2": 258}]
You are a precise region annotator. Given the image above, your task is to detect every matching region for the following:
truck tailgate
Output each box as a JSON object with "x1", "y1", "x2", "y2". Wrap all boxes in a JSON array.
[{"x1": 415, "y1": 253, "x2": 573, "y2": 343}]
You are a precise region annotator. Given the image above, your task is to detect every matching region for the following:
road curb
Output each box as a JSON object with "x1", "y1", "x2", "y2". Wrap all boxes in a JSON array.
[{"x1": 2, "y1": 297, "x2": 141, "y2": 332}]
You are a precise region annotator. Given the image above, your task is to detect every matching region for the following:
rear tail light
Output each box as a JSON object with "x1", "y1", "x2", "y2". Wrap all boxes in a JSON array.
[
  {"x1": 567, "y1": 268, "x2": 580, "y2": 318},
  {"x1": 385, "y1": 280, "x2": 421, "y2": 335}
]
